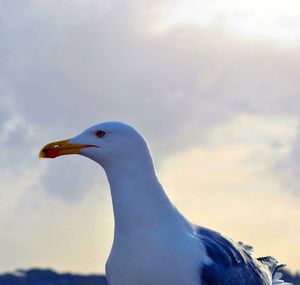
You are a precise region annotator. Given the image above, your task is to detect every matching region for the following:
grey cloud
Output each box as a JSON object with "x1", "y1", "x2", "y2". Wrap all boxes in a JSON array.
[
  {"x1": 40, "y1": 158, "x2": 104, "y2": 202},
  {"x1": 0, "y1": 107, "x2": 10, "y2": 133},
  {"x1": 1, "y1": 0, "x2": 300, "y2": 201},
  {"x1": 280, "y1": 125, "x2": 300, "y2": 196}
]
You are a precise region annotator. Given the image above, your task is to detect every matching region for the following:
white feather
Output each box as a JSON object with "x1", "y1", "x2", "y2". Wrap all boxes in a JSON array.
[{"x1": 272, "y1": 272, "x2": 293, "y2": 285}]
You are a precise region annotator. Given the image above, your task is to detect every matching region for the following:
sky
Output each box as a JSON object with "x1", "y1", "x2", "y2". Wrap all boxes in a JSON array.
[{"x1": 0, "y1": 0, "x2": 300, "y2": 274}]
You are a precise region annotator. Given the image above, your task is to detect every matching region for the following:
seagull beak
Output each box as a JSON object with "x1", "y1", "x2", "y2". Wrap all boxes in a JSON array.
[{"x1": 39, "y1": 139, "x2": 98, "y2": 159}]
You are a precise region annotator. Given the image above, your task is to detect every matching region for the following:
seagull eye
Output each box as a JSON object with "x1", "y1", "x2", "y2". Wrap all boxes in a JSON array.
[{"x1": 96, "y1": 130, "x2": 106, "y2": 138}]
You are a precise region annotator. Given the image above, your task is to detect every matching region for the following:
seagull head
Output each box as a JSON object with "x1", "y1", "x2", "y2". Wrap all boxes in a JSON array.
[{"x1": 39, "y1": 121, "x2": 152, "y2": 169}]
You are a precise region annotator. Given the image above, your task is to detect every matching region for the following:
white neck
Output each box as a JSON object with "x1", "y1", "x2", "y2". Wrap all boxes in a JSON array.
[{"x1": 104, "y1": 151, "x2": 192, "y2": 239}]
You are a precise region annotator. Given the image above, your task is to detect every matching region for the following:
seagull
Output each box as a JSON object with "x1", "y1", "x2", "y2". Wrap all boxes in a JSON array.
[{"x1": 39, "y1": 121, "x2": 292, "y2": 285}]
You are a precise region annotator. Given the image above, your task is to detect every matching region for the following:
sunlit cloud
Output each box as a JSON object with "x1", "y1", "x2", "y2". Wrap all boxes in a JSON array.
[
  {"x1": 159, "y1": 114, "x2": 300, "y2": 271},
  {"x1": 157, "y1": 0, "x2": 300, "y2": 43}
]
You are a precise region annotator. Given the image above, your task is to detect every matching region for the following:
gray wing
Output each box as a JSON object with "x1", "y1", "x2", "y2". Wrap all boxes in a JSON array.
[{"x1": 197, "y1": 227, "x2": 273, "y2": 285}]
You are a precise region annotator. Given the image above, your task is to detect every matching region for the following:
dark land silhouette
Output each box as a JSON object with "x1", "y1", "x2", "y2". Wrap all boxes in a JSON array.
[
  {"x1": 0, "y1": 268, "x2": 299, "y2": 285},
  {"x1": 0, "y1": 269, "x2": 107, "y2": 285}
]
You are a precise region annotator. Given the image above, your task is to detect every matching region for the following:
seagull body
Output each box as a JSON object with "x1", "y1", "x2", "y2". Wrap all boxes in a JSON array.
[{"x1": 40, "y1": 121, "x2": 291, "y2": 285}]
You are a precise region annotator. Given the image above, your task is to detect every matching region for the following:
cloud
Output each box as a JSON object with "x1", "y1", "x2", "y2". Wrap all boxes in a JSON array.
[
  {"x1": 1, "y1": 0, "x2": 300, "y2": 205},
  {"x1": 39, "y1": 158, "x2": 104, "y2": 202},
  {"x1": 276, "y1": 124, "x2": 300, "y2": 196},
  {"x1": 159, "y1": 133, "x2": 300, "y2": 271},
  {"x1": 162, "y1": 0, "x2": 300, "y2": 43},
  {"x1": 0, "y1": 0, "x2": 299, "y2": 199}
]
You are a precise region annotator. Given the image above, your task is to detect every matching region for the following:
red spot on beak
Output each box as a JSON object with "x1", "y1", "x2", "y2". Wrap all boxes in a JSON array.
[{"x1": 43, "y1": 149, "x2": 61, "y2": 159}]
